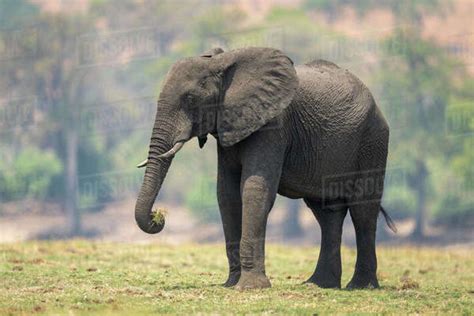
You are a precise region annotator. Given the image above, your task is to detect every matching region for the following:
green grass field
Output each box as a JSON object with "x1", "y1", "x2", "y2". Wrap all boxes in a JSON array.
[{"x1": 1, "y1": 241, "x2": 472, "y2": 315}]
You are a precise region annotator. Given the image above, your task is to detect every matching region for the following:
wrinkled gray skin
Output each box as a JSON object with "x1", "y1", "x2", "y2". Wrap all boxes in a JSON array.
[{"x1": 135, "y1": 47, "x2": 390, "y2": 290}]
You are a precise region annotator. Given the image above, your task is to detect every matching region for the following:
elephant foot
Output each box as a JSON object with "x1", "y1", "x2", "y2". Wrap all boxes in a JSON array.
[
  {"x1": 223, "y1": 271, "x2": 241, "y2": 287},
  {"x1": 346, "y1": 272, "x2": 379, "y2": 289},
  {"x1": 235, "y1": 271, "x2": 271, "y2": 290},
  {"x1": 304, "y1": 273, "x2": 341, "y2": 289}
]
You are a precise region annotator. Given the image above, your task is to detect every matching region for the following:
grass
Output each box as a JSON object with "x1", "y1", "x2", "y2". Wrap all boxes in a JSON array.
[{"x1": 0, "y1": 241, "x2": 473, "y2": 315}]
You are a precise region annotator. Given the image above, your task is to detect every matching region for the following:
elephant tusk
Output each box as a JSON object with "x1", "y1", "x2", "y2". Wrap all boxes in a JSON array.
[
  {"x1": 157, "y1": 142, "x2": 185, "y2": 159},
  {"x1": 136, "y1": 159, "x2": 148, "y2": 168},
  {"x1": 137, "y1": 142, "x2": 185, "y2": 167}
]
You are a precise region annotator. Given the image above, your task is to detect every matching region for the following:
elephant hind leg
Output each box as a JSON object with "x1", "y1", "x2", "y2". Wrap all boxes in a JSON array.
[
  {"x1": 346, "y1": 202, "x2": 380, "y2": 289},
  {"x1": 347, "y1": 125, "x2": 388, "y2": 289},
  {"x1": 304, "y1": 199, "x2": 348, "y2": 288}
]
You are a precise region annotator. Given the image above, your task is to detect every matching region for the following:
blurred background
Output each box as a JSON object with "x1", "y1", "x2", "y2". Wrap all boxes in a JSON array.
[{"x1": 0, "y1": 0, "x2": 472, "y2": 246}]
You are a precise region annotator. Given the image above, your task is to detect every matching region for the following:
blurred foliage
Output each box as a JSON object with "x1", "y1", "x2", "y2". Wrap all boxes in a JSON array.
[
  {"x1": 265, "y1": 7, "x2": 333, "y2": 63},
  {"x1": 370, "y1": 1, "x2": 472, "y2": 234},
  {"x1": 0, "y1": 146, "x2": 62, "y2": 203},
  {"x1": 0, "y1": 0, "x2": 472, "y2": 232},
  {"x1": 431, "y1": 153, "x2": 473, "y2": 227}
]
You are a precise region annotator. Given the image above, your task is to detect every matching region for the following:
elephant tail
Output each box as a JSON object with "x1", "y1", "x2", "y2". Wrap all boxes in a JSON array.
[{"x1": 380, "y1": 206, "x2": 398, "y2": 233}]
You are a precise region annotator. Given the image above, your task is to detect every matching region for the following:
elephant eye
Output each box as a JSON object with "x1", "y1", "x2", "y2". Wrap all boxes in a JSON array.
[{"x1": 185, "y1": 93, "x2": 197, "y2": 106}]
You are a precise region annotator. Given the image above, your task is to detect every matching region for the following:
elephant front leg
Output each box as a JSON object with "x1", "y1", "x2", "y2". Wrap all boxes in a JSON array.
[
  {"x1": 217, "y1": 164, "x2": 242, "y2": 287},
  {"x1": 235, "y1": 173, "x2": 279, "y2": 290}
]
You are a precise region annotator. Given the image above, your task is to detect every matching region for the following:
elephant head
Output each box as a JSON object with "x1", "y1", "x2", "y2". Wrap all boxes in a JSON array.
[{"x1": 135, "y1": 47, "x2": 298, "y2": 234}]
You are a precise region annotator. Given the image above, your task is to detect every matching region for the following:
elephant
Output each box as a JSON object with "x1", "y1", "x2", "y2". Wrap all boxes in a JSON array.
[{"x1": 135, "y1": 47, "x2": 396, "y2": 290}]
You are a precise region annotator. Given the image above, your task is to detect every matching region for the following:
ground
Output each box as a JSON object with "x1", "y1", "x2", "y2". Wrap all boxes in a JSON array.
[{"x1": 0, "y1": 241, "x2": 472, "y2": 315}]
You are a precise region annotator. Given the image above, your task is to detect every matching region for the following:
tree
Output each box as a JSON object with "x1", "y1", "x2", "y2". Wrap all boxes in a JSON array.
[
  {"x1": 2, "y1": 10, "x2": 114, "y2": 235},
  {"x1": 32, "y1": 15, "x2": 96, "y2": 235},
  {"x1": 378, "y1": 2, "x2": 456, "y2": 238},
  {"x1": 379, "y1": 32, "x2": 458, "y2": 237}
]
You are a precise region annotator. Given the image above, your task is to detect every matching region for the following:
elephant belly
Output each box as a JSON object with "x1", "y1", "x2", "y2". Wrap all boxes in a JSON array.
[
  {"x1": 278, "y1": 150, "x2": 359, "y2": 201},
  {"x1": 278, "y1": 180, "x2": 321, "y2": 199}
]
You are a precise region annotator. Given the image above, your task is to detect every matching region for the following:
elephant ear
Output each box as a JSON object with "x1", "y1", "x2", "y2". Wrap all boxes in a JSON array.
[{"x1": 215, "y1": 47, "x2": 298, "y2": 147}]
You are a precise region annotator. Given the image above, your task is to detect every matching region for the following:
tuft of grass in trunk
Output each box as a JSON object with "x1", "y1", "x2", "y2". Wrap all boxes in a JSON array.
[
  {"x1": 151, "y1": 208, "x2": 166, "y2": 226},
  {"x1": 0, "y1": 241, "x2": 472, "y2": 315}
]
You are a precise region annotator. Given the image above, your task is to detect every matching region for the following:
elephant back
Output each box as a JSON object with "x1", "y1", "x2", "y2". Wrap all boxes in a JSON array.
[{"x1": 305, "y1": 59, "x2": 340, "y2": 70}]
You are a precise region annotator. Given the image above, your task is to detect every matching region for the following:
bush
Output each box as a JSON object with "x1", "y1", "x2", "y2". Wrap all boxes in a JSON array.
[
  {"x1": 433, "y1": 194, "x2": 473, "y2": 227},
  {"x1": 382, "y1": 185, "x2": 417, "y2": 220},
  {"x1": 0, "y1": 147, "x2": 62, "y2": 202}
]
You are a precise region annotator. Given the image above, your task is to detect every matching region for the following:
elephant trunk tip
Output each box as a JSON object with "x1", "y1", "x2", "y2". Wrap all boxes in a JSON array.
[{"x1": 135, "y1": 207, "x2": 166, "y2": 234}]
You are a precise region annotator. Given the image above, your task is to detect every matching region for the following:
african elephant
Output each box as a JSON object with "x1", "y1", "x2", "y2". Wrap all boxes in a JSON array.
[{"x1": 135, "y1": 47, "x2": 396, "y2": 290}]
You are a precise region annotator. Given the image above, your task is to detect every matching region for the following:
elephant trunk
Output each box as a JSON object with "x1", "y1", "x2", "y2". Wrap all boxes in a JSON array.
[{"x1": 134, "y1": 119, "x2": 175, "y2": 234}]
